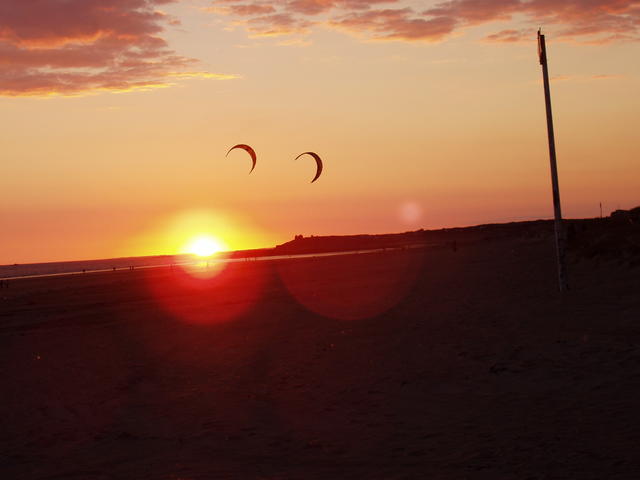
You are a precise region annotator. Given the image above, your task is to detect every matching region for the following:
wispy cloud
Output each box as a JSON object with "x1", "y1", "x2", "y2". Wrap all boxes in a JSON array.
[
  {"x1": 209, "y1": 0, "x2": 640, "y2": 44},
  {"x1": 0, "y1": 0, "x2": 234, "y2": 97},
  {"x1": 551, "y1": 73, "x2": 628, "y2": 82},
  {"x1": 484, "y1": 28, "x2": 536, "y2": 43},
  {"x1": 330, "y1": 8, "x2": 457, "y2": 42},
  {"x1": 425, "y1": 0, "x2": 640, "y2": 43}
]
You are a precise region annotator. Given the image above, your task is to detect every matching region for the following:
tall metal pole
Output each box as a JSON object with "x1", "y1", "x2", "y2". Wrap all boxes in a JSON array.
[{"x1": 538, "y1": 30, "x2": 569, "y2": 292}]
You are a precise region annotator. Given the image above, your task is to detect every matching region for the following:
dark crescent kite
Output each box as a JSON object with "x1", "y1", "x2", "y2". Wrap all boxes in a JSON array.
[
  {"x1": 226, "y1": 144, "x2": 257, "y2": 174},
  {"x1": 295, "y1": 152, "x2": 323, "y2": 183}
]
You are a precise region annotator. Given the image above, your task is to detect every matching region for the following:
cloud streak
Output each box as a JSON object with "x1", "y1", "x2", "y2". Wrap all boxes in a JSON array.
[
  {"x1": 210, "y1": 0, "x2": 640, "y2": 44},
  {"x1": 0, "y1": 0, "x2": 232, "y2": 97},
  {"x1": 552, "y1": 73, "x2": 628, "y2": 82}
]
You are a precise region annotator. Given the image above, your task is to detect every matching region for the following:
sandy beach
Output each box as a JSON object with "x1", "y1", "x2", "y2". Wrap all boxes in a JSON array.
[
  {"x1": 4, "y1": 0, "x2": 639, "y2": 477},
  {"x1": 2, "y1": 231, "x2": 639, "y2": 479}
]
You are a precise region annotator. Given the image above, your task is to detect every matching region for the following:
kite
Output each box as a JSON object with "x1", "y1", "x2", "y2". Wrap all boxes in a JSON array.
[
  {"x1": 226, "y1": 144, "x2": 257, "y2": 173},
  {"x1": 295, "y1": 152, "x2": 323, "y2": 183}
]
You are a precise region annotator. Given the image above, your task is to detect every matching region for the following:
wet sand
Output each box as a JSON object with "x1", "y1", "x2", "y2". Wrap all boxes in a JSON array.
[{"x1": 1, "y1": 234, "x2": 639, "y2": 479}]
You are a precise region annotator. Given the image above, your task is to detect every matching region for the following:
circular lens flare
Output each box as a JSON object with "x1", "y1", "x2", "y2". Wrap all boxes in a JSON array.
[
  {"x1": 136, "y1": 209, "x2": 271, "y2": 327},
  {"x1": 277, "y1": 250, "x2": 424, "y2": 321}
]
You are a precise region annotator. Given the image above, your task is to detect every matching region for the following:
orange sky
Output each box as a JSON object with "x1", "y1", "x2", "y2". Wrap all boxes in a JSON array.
[{"x1": 1, "y1": 0, "x2": 639, "y2": 264}]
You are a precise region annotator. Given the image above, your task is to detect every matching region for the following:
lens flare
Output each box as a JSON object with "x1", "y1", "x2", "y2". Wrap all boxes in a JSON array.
[
  {"x1": 144, "y1": 260, "x2": 268, "y2": 326},
  {"x1": 139, "y1": 209, "x2": 271, "y2": 326},
  {"x1": 277, "y1": 250, "x2": 423, "y2": 321},
  {"x1": 399, "y1": 201, "x2": 423, "y2": 225}
]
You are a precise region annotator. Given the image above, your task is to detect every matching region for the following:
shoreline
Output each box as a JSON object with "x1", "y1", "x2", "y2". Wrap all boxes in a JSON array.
[{"x1": 0, "y1": 245, "x2": 435, "y2": 281}]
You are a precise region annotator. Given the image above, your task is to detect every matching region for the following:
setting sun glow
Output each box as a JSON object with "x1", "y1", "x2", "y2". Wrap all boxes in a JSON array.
[{"x1": 184, "y1": 235, "x2": 226, "y2": 257}]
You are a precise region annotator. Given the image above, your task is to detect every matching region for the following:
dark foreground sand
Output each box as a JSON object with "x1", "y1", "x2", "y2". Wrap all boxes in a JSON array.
[{"x1": 2, "y1": 234, "x2": 639, "y2": 479}]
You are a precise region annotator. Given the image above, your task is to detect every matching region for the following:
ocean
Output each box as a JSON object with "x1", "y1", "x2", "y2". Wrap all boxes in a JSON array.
[
  {"x1": 0, "y1": 244, "x2": 431, "y2": 281},
  {"x1": 0, "y1": 254, "x2": 189, "y2": 280}
]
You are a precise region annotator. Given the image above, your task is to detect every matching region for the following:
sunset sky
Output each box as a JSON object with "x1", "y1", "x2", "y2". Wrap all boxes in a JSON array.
[{"x1": 2, "y1": 0, "x2": 639, "y2": 264}]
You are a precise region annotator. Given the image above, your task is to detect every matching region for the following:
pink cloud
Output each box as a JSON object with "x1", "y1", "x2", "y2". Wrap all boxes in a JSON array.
[
  {"x1": 286, "y1": 0, "x2": 396, "y2": 15},
  {"x1": 0, "y1": 0, "x2": 230, "y2": 97},
  {"x1": 331, "y1": 8, "x2": 457, "y2": 41},
  {"x1": 484, "y1": 28, "x2": 536, "y2": 43},
  {"x1": 211, "y1": 0, "x2": 640, "y2": 44},
  {"x1": 424, "y1": 0, "x2": 640, "y2": 42},
  {"x1": 424, "y1": 0, "x2": 521, "y2": 25},
  {"x1": 227, "y1": 4, "x2": 277, "y2": 16},
  {"x1": 245, "y1": 13, "x2": 313, "y2": 36}
]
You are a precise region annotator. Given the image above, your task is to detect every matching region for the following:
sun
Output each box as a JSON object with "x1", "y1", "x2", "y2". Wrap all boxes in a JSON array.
[{"x1": 184, "y1": 235, "x2": 226, "y2": 257}]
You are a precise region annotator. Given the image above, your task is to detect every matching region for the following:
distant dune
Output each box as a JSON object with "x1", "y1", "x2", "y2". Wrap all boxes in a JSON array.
[
  {"x1": 4, "y1": 208, "x2": 639, "y2": 280},
  {"x1": 274, "y1": 207, "x2": 640, "y2": 265}
]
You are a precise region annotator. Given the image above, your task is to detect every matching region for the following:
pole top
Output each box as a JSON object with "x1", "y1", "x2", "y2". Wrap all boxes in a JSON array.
[{"x1": 537, "y1": 29, "x2": 547, "y2": 65}]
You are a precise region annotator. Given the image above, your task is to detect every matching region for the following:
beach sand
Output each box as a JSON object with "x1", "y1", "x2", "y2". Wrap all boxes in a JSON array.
[{"x1": 2, "y1": 233, "x2": 639, "y2": 479}]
